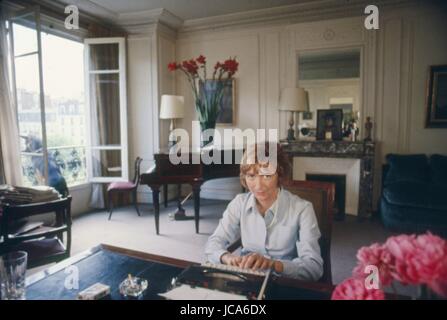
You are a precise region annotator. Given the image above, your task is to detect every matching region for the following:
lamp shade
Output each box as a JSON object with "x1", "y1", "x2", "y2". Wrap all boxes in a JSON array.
[
  {"x1": 159, "y1": 95, "x2": 185, "y2": 119},
  {"x1": 278, "y1": 87, "x2": 308, "y2": 112}
]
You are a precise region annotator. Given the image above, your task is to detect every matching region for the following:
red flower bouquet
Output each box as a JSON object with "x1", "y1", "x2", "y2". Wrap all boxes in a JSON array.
[{"x1": 168, "y1": 55, "x2": 238, "y2": 146}]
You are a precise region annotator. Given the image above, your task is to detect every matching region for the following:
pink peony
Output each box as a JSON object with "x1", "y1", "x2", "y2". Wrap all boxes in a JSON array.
[
  {"x1": 331, "y1": 277, "x2": 385, "y2": 300},
  {"x1": 353, "y1": 243, "x2": 394, "y2": 286},
  {"x1": 385, "y1": 233, "x2": 447, "y2": 287},
  {"x1": 429, "y1": 272, "x2": 447, "y2": 297}
]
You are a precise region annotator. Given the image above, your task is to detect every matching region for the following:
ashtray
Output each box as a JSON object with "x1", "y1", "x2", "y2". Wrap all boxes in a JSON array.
[{"x1": 119, "y1": 274, "x2": 148, "y2": 298}]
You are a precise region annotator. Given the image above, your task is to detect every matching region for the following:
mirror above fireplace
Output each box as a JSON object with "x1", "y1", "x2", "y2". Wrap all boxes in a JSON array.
[{"x1": 297, "y1": 48, "x2": 362, "y2": 140}]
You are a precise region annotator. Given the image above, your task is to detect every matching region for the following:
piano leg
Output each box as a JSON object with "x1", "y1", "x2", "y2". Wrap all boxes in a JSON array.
[
  {"x1": 151, "y1": 185, "x2": 161, "y2": 235},
  {"x1": 172, "y1": 184, "x2": 189, "y2": 220},
  {"x1": 163, "y1": 184, "x2": 168, "y2": 208},
  {"x1": 192, "y1": 184, "x2": 201, "y2": 234}
]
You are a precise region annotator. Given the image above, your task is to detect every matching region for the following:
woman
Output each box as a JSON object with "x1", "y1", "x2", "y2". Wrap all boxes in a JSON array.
[{"x1": 205, "y1": 142, "x2": 323, "y2": 281}]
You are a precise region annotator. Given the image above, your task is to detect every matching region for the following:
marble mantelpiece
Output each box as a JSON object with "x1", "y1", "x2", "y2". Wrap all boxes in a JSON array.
[{"x1": 281, "y1": 140, "x2": 375, "y2": 220}]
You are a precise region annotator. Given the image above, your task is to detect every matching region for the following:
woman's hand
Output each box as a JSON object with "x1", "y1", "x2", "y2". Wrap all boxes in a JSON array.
[
  {"x1": 239, "y1": 253, "x2": 284, "y2": 273},
  {"x1": 239, "y1": 253, "x2": 274, "y2": 270},
  {"x1": 220, "y1": 253, "x2": 242, "y2": 266}
]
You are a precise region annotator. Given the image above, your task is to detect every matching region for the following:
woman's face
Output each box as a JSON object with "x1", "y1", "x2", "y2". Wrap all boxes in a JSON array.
[{"x1": 245, "y1": 163, "x2": 279, "y2": 203}]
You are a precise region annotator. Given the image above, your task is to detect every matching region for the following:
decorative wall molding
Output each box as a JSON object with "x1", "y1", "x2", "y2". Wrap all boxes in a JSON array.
[
  {"x1": 119, "y1": 8, "x2": 183, "y2": 29},
  {"x1": 291, "y1": 17, "x2": 364, "y2": 49},
  {"x1": 179, "y1": 0, "x2": 416, "y2": 35},
  {"x1": 118, "y1": 8, "x2": 182, "y2": 36}
]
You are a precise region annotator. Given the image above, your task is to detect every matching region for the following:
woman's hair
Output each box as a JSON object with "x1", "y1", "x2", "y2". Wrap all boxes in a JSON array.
[{"x1": 239, "y1": 141, "x2": 291, "y2": 188}]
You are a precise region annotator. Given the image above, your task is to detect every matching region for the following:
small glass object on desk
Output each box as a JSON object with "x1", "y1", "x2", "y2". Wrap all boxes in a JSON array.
[
  {"x1": 0, "y1": 251, "x2": 28, "y2": 300},
  {"x1": 119, "y1": 274, "x2": 148, "y2": 299}
]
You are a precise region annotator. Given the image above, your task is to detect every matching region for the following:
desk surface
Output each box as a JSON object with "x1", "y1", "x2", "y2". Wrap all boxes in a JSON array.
[{"x1": 25, "y1": 244, "x2": 334, "y2": 300}]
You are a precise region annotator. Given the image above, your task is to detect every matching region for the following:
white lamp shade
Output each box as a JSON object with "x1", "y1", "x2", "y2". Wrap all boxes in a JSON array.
[
  {"x1": 159, "y1": 95, "x2": 185, "y2": 119},
  {"x1": 279, "y1": 87, "x2": 309, "y2": 112}
]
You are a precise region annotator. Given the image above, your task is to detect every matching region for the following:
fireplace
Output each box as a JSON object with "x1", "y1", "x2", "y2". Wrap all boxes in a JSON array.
[
  {"x1": 306, "y1": 174, "x2": 346, "y2": 221},
  {"x1": 282, "y1": 140, "x2": 376, "y2": 220}
]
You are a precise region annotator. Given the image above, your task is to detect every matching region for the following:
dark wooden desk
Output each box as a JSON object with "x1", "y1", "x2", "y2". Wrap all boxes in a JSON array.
[
  {"x1": 25, "y1": 244, "x2": 334, "y2": 300},
  {"x1": 140, "y1": 148, "x2": 242, "y2": 234}
]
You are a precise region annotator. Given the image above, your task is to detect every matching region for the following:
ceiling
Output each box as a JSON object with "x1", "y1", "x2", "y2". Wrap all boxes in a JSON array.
[{"x1": 81, "y1": 0, "x2": 320, "y2": 20}]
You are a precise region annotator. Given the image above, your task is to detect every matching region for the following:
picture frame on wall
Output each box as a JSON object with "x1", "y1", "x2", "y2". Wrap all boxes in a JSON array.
[
  {"x1": 316, "y1": 109, "x2": 343, "y2": 141},
  {"x1": 199, "y1": 78, "x2": 236, "y2": 126},
  {"x1": 425, "y1": 65, "x2": 447, "y2": 128}
]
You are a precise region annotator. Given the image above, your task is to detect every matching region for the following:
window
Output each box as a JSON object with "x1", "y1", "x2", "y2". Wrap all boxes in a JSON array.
[
  {"x1": 8, "y1": 10, "x2": 87, "y2": 187},
  {"x1": 84, "y1": 38, "x2": 128, "y2": 183}
]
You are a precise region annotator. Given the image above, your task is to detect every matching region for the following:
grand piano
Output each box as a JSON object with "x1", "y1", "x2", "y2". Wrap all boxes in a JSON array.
[{"x1": 140, "y1": 148, "x2": 243, "y2": 234}]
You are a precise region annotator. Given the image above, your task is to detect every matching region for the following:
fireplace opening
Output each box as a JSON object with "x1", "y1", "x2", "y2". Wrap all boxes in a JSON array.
[{"x1": 306, "y1": 174, "x2": 346, "y2": 221}]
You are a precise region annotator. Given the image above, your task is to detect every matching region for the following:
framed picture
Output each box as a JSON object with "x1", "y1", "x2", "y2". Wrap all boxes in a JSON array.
[
  {"x1": 199, "y1": 79, "x2": 236, "y2": 126},
  {"x1": 316, "y1": 109, "x2": 343, "y2": 141},
  {"x1": 426, "y1": 65, "x2": 447, "y2": 128},
  {"x1": 302, "y1": 111, "x2": 313, "y2": 120}
]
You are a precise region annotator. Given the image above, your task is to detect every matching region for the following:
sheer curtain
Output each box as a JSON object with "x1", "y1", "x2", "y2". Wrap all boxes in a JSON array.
[{"x1": 0, "y1": 8, "x2": 22, "y2": 186}]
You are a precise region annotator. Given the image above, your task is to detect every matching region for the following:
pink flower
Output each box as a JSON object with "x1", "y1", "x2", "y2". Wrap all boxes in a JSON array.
[
  {"x1": 429, "y1": 266, "x2": 447, "y2": 297},
  {"x1": 353, "y1": 243, "x2": 394, "y2": 286},
  {"x1": 386, "y1": 233, "x2": 447, "y2": 286},
  {"x1": 331, "y1": 278, "x2": 385, "y2": 300}
]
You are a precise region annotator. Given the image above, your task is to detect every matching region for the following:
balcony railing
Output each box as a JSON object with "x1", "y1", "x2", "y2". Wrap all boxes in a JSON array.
[{"x1": 21, "y1": 145, "x2": 87, "y2": 187}]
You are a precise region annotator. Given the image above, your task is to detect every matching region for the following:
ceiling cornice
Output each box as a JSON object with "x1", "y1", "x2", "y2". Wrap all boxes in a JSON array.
[
  {"x1": 12, "y1": 0, "x2": 419, "y2": 36},
  {"x1": 118, "y1": 8, "x2": 183, "y2": 29},
  {"x1": 43, "y1": 0, "x2": 119, "y2": 22},
  {"x1": 179, "y1": 0, "x2": 417, "y2": 34},
  {"x1": 117, "y1": 8, "x2": 182, "y2": 35}
]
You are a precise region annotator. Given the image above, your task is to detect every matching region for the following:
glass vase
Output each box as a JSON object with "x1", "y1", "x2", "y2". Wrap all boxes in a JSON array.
[{"x1": 200, "y1": 120, "x2": 216, "y2": 148}]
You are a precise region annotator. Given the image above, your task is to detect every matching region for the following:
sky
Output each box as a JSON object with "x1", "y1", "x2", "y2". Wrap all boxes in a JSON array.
[{"x1": 12, "y1": 23, "x2": 84, "y2": 101}]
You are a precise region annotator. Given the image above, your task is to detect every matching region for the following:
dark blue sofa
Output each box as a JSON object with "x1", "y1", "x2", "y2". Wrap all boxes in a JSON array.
[{"x1": 380, "y1": 154, "x2": 447, "y2": 237}]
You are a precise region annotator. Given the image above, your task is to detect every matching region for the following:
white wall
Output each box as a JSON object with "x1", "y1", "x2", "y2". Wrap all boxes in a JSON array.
[
  {"x1": 125, "y1": 2, "x2": 447, "y2": 208},
  {"x1": 376, "y1": 5, "x2": 447, "y2": 157},
  {"x1": 127, "y1": 34, "x2": 158, "y2": 203},
  {"x1": 127, "y1": 27, "x2": 181, "y2": 204},
  {"x1": 408, "y1": 11, "x2": 447, "y2": 154},
  {"x1": 167, "y1": 3, "x2": 447, "y2": 206},
  {"x1": 69, "y1": 184, "x2": 92, "y2": 217}
]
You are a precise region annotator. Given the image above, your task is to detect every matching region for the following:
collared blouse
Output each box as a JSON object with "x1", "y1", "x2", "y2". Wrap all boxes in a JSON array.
[{"x1": 205, "y1": 189, "x2": 324, "y2": 281}]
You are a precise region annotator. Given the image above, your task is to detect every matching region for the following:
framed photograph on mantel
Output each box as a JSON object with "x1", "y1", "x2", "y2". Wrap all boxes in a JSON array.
[
  {"x1": 316, "y1": 109, "x2": 343, "y2": 141},
  {"x1": 425, "y1": 65, "x2": 447, "y2": 128}
]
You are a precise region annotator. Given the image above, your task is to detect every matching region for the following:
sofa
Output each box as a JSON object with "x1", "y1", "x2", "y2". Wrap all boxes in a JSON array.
[{"x1": 380, "y1": 154, "x2": 447, "y2": 237}]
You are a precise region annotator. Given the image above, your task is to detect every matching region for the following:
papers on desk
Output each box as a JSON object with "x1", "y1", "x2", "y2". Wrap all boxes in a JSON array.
[{"x1": 159, "y1": 285, "x2": 248, "y2": 300}]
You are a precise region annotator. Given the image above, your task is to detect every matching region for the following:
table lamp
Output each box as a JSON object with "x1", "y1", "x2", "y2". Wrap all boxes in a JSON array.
[
  {"x1": 279, "y1": 87, "x2": 309, "y2": 141},
  {"x1": 159, "y1": 95, "x2": 185, "y2": 147}
]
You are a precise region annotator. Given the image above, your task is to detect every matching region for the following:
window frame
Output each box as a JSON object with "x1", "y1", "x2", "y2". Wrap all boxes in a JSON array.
[
  {"x1": 7, "y1": 7, "x2": 89, "y2": 187},
  {"x1": 84, "y1": 37, "x2": 129, "y2": 183},
  {"x1": 8, "y1": 7, "x2": 50, "y2": 184}
]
